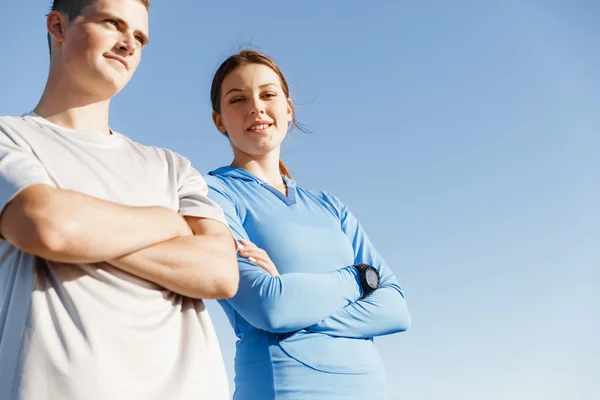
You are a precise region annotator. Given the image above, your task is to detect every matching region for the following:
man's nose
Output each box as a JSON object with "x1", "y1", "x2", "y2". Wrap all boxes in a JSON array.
[{"x1": 115, "y1": 32, "x2": 137, "y2": 57}]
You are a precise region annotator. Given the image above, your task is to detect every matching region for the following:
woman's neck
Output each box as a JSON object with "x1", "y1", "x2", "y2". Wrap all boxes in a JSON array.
[{"x1": 231, "y1": 151, "x2": 285, "y2": 189}]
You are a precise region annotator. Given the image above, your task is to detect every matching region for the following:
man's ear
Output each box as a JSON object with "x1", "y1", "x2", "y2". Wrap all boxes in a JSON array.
[
  {"x1": 47, "y1": 11, "x2": 67, "y2": 48},
  {"x1": 212, "y1": 111, "x2": 227, "y2": 134}
]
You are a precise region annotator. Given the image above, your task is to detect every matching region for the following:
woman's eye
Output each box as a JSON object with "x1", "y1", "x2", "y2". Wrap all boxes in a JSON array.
[
  {"x1": 230, "y1": 98, "x2": 243, "y2": 104},
  {"x1": 105, "y1": 19, "x2": 118, "y2": 27},
  {"x1": 135, "y1": 36, "x2": 144, "y2": 45}
]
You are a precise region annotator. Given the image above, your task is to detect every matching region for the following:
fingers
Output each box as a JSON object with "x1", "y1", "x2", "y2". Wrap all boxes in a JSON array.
[
  {"x1": 239, "y1": 248, "x2": 275, "y2": 269},
  {"x1": 238, "y1": 241, "x2": 271, "y2": 262},
  {"x1": 239, "y1": 247, "x2": 270, "y2": 262},
  {"x1": 238, "y1": 240, "x2": 279, "y2": 277},
  {"x1": 239, "y1": 239, "x2": 258, "y2": 249},
  {"x1": 250, "y1": 258, "x2": 279, "y2": 276},
  {"x1": 243, "y1": 253, "x2": 278, "y2": 276}
]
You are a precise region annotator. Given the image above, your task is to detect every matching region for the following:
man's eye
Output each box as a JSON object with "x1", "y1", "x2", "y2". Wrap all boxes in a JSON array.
[
  {"x1": 135, "y1": 36, "x2": 144, "y2": 45},
  {"x1": 105, "y1": 19, "x2": 118, "y2": 26}
]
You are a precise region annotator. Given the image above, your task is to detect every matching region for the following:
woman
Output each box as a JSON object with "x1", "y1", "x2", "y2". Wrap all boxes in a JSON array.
[{"x1": 204, "y1": 50, "x2": 410, "y2": 400}]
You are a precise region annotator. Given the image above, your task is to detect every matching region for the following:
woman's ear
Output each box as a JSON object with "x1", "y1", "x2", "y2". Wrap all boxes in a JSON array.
[
  {"x1": 212, "y1": 111, "x2": 227, "y2": 134},
  {"x1": 286, "y1": 98, "x2": 294, "y2": 123}
]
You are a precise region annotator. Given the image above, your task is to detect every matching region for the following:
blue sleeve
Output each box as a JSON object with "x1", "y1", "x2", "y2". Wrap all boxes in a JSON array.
[
  {"x1": 305, "y1": 193, "x2": 411, "y2": 338},
  {"x1": 206, "y1": 180, "x2": 363, "y2": 334}
]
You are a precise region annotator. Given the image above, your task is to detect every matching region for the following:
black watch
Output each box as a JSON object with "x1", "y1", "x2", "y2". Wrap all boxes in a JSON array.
[{"x1": 353, "y1": 263, "x2": 380, "y2": 299}]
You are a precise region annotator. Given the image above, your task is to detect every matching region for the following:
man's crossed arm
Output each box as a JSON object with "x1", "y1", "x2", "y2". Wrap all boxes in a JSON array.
[{"x1": 0, "y1": 184, "x2": 239, "y2": 299}]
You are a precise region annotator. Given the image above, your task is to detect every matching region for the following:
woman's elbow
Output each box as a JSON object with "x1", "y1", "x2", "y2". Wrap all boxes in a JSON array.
[
  {"x1": 382, "y1": 285, "x2": 411, "y2": 333},
  {"x1": 250, "y1": 302, "x2": 297, "y2": 333},
  {"x1": 393, "y1": 301, "x2": 411, "y2": 333},
  {"x1": 396, "y1": 309, "x2": 411, "y2": 332},
  {"x1": 260, "y1": 313, "x2": 296, "y2": 333}
]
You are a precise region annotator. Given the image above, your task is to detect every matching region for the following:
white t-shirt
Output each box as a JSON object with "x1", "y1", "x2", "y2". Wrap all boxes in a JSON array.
[{"x1": 0, "y1": 113, "x2": 230, "y2": 400}]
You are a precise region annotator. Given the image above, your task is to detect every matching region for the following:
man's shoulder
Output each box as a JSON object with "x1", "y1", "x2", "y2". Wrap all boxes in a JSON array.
[
  {"x1": 0, "y1": 114, "x2": 28, "y2": 128},
  {"x1": 118, "y1": 137, "x2": 193, "y2": 170},
  {"x1": 0, "y1": 114, "x2": 24, "y2": 120},
  {"x1": 115, "y1": 134, "x2": 180, "y2": 157},
  {"x1": 0, "y1": 114, "x2": 39, "y2": 139}
]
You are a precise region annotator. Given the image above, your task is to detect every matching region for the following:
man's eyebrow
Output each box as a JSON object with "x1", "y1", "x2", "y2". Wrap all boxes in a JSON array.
[
  {"x1": 99, "y1": 12, "x2": 149, "y2": 45},
  {"x1": 224, "y1": 83, "x2": 280, "y2": 97}
]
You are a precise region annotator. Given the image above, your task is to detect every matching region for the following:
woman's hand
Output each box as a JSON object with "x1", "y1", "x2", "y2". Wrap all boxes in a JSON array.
[{"x1": 238, "y1": 239, "x2": 279, "y2": 276}]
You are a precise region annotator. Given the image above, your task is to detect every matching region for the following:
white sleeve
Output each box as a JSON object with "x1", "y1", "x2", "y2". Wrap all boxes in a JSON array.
[
  {"x1": 0, "y1": 123, "x2": 56, "y2": 214},
  {"x1": 175, "y1": 155, "x2": 227, "y2": 225}
]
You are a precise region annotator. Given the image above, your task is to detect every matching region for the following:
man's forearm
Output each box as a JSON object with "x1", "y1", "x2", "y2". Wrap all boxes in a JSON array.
[
  {"x1": 109, "y1": 218, "x2": 239, "y2": 299},
  {"x1": 1, "y1": 185, "x2": 190, "y2": 263}
]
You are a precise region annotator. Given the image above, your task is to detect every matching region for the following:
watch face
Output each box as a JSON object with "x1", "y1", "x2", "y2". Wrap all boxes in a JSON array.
[{"x1": 365, "y1": 269, "x2": 379, "y2": 288}]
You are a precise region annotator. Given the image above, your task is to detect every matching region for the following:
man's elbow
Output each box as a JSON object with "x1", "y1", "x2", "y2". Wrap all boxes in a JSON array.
[
  {"x1": 214, "y1": 240, "x2": 239, "y2": 298},
  {"x1": 213, "y1": 265, "x2": 239, "y2": 299},
  {"x1": 35, "y1": 216, "x2": 84, "y2": 255},
  {"x1": 186, "y1": 254, "x2": 239, "y2": 300},
  {"x1": 2, "y1": 195, "x2": 80, "y2": 258},
  {"x1": 212, "y1": 233, "x2": 240, "y2": 298}
]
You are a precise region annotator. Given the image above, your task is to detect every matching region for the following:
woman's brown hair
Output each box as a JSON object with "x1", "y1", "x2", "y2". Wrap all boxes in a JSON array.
[{"x1": 210, "y1": 50, "x2": 304, "y2": 178}]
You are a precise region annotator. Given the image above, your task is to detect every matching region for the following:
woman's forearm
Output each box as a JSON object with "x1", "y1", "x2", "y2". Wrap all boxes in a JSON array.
[
  {"x1": 306, "y1": 281, "x2": 410, "y2": 338},
  {"x1": 227, "y1": 260, "x2": 363, "y2": 333}
]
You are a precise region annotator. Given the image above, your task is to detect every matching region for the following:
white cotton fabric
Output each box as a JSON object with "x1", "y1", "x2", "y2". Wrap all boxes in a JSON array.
[{"x1": 0, "y1": 113, "x2": 230, "y2": 400}]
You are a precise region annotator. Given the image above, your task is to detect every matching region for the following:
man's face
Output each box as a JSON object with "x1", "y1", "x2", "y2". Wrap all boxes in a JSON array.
[{"x1": 53, "y1": 0, "x2": 149, "y2": 99}]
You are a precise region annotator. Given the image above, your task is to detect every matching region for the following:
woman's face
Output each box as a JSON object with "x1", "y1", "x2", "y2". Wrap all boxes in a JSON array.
[{"x1": 213, "y1": 63, "x2": 293, "y2": 158}]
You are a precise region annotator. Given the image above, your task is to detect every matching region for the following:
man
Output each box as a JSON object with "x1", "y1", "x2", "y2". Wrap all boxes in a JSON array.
[{"x1": 0, "y1": 0, "x2": 238, "y2": 399}]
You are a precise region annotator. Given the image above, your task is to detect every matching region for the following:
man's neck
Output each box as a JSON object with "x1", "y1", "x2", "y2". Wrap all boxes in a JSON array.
[{"x1": 34, "y1": 79, "x2": 112, "y2": 135}]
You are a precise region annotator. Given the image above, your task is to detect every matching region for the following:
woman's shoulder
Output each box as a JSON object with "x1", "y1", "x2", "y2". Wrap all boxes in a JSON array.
[
  {"x1": 203, "y1": 172, "x2": 227, "y2": 190},
  {"x1": 295, "y1": 181, "x2": 340, "y2": 203},
  {"x1": 297, "y1": 185, "x2": 346, "y2": 216},
  {"x1": 203, "y1": 172, "x2": 241, "y2": 206}
]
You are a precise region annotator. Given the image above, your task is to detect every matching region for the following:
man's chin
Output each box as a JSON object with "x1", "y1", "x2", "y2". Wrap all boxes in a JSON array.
[{"x1": 96, "y1": 75, "x2": 130, "y2": 98}]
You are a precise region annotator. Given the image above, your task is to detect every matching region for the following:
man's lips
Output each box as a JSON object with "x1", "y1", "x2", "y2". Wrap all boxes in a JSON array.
[{"x1": 105, "y1": 55, "x2": 129, "y2": 70}]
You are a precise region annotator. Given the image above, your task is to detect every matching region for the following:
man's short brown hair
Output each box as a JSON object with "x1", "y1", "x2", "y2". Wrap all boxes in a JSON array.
[
  {"x1": 48, "y1": 0, "x2": 150, "y2": 53},
  {"x1": 50, "y1": 0, "x2": 149, "y2": 19}
]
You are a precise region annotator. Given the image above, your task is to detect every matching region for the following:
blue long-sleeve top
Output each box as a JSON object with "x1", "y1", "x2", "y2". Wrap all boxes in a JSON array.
[{"x1": 205, "y1": 166, "x2": 410, "y2": 398}]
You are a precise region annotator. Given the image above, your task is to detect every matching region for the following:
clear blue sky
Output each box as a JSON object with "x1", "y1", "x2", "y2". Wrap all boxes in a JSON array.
[{"x1": 1, "y1": 1, "x2": 598, "y2": 399}]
